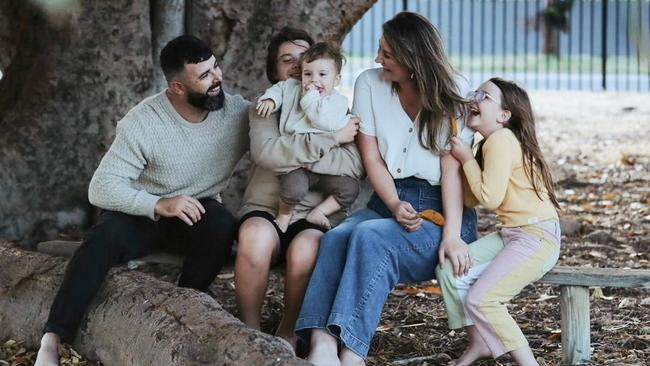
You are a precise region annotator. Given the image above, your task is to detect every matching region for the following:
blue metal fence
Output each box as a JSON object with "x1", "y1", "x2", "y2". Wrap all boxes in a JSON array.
[{"x1": 342, "y1": 0, "x2": 650, "y2": 92}]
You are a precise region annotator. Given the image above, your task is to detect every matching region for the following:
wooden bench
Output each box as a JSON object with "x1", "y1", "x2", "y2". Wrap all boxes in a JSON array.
[{"x1": 538, "y1": 266, "x2": 650, "y2": 365}]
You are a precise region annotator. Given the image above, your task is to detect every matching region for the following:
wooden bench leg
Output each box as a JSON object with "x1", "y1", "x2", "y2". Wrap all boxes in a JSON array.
[{"x1": 559, "y1": 285, "x2": 591, "y2": 365}]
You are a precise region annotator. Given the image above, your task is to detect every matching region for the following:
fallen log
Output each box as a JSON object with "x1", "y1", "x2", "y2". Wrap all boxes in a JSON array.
[{"x1": 0, "y1": 243, "x2": 309, "y2": 365}]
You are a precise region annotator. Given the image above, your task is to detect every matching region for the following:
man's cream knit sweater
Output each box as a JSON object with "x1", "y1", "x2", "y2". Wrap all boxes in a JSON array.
[{"x1": 89, "y1": 90, "x2": 249, "y2": 220}]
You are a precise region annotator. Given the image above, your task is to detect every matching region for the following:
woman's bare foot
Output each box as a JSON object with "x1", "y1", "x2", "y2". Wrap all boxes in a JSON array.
[
  {"x1": 340, "y1": 347, "x2": 365, "y2": 366},
  {"x1": 307, "y1": 329, "x2": 340, "y2": 366},
  {"x1": 35, "y1": 333, "x2": 60, "y2": 366},
  {"x1": 275, "y1": 213, "x2": 291, "y2": 232},
  {"x1": 306, "y1": 209, "x2": 331, "y2": 229}
]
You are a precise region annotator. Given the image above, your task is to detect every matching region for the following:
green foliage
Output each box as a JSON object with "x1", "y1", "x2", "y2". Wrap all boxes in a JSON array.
[{"x1": 541, "y1": 0, "x2": 576, "y2": 32}]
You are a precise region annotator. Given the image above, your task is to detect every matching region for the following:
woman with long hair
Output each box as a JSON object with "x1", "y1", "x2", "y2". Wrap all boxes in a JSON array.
[{"x1": 295, "y1": 12, "x2": 478, "y2": 365}]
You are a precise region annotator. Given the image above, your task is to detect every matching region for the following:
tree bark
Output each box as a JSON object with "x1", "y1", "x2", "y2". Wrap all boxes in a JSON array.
[
  {"x1": 0, "y1": 0, "x2": 376, "y2": 246},
  {"x1": 0, "y1": 0, "x2": 154, "y2": 245},
  {"x1": 151, "y1": 0, "x2": 186, "y2": 91},
  {"x1": 0, "y1": 243, "x2": 309, "y2": 365},
  {"x1": 0, "y1": 1, "x2": 14, "y2": 72},
  {"x1": 187, "y1": 0, "x2": 376, "y2": 99}
]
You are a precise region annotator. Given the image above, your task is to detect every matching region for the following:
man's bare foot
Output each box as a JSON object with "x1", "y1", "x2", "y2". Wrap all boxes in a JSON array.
[
  {"x1": 340, "y1": 347, "x2": 365, "y2": 366},
  {"x1": 275, "y1": 213, "x2": 291, "y2": 232},
  {"x1": 35, "y1": 333, "x2": 60, "y2": 366},
  {"x1": 307, "y1": 329, "x2": 340, "y2": 366},
  {"x1": 306, "y1": 209, "x2": 331, "y2": 229},
  {"x1": 448, "y1": 342, "x2": 491, "y2": 366}
]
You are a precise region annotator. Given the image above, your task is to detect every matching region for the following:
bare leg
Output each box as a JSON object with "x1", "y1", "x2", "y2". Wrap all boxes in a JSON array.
[
  {"x1": 509, "y1": 345, "x2": 539, "y2": 366},
  {"x1": 340, "y1": 347, "x2": 365, "y2": 366},
  {"x1": 275, "y1": 200, "x2": 294, "y2": 233},
  {"x1": 34, "y1": 332, "x2": 60, "y2": 366},
  {"x1": 274, "y1": 229, "x2": 322, "y2": 350},
  {"x1": 448, "y1": 326, "x2": 491, "y2": 366},
  {"x1": 235, "y1": 218, "x2": 280, "y2": 329},
  {"x1": 306, "y1": 195, "x2": 342, "y2": 229},
  {"x1": 308, "y1": 329, "x2": 341, "y2": 366}
]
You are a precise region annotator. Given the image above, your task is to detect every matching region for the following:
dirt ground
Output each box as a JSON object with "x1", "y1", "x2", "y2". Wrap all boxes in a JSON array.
[{"x1": 2, "y1": 90, "x2": 649, "y2": 365}]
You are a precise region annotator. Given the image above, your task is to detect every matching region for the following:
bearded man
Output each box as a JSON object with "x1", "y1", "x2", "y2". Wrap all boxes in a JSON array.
[{"x1": 35, "y1": 35, "x2": 250, "y2": 366}]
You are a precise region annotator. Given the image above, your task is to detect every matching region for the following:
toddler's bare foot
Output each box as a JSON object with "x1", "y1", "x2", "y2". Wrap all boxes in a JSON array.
[
  {"x1": 35, "y1": 333, "x2": 60, "y2": 366},
  {"x1": 306, "y1": 209, "x2": 331, "y2": 229},
  {"x1": 275, "y1": 213, "x2": 291, "y2": 232}
]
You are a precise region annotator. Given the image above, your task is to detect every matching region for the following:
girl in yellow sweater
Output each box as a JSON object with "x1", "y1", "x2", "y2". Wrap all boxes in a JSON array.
[{"x1": 436, "y1": 78, "x2": 561, "y2": 366}]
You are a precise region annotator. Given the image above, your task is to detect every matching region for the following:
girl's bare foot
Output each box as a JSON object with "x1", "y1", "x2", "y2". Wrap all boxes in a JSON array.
[
  {"x1": 308, "y1": 329, "x2": 340, "y2": 366},
  {"x1": 448, "y1": 342, "x2": 491, "y2": 366},
  {"x1": 306, "y1": 209, "x2": 331, "y2": 229},
  {"x1": 35, "y1": 333, "x2": 60, "y2": 366},
  {"x1": 449, "y1": 326, "x2": 491, "y2": 366}
]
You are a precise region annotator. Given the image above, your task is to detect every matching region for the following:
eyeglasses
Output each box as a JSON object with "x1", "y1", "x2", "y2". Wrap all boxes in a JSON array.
[{"x1": 466, "y1": 90, "x2": 500, "y2": 105}]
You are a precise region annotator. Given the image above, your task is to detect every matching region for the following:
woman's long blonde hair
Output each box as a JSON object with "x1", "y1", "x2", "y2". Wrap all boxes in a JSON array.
[{"x1": 382, "y1": 12, "x2": 466, "y2": 153}]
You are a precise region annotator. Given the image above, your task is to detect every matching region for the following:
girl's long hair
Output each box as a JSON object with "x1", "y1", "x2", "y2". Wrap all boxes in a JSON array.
[
  {"x1": 476, "y1": 78, "x2": 560, "y2": 209},
  {"x1": 382, "y1": 12, "x2": 466, "y2": 154}
]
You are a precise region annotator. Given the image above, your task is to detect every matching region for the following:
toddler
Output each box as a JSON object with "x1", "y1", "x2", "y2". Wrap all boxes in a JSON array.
[{"x1": 256, "y1": 41, "x2": 359, "y2": 231}]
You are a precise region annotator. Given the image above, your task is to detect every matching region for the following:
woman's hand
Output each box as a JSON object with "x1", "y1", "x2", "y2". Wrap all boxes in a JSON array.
[
  {"x1": 450, "y1": 137, "x2": 474, "y2": 164},
  {"x1": 438, "y1": 235, "x2": 473, "y2": 277},
  {"x1": 256, "y1": 99, "x2": 275, "y2": 118},
  {"x1": 390, "y1": 201, "x2": 423, "y2": 232}
]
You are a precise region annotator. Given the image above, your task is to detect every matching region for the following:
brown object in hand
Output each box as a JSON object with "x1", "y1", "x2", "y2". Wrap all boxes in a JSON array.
[
  {"x1": 418, "y1": 209, "x2": 445, "y2": 226},
  {"x1": 450, "y1": 118, "x2": 458, "y2": 137}
]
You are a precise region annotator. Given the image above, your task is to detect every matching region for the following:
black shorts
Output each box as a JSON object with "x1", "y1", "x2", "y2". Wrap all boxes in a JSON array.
[{"x1": 239, "y1": 210, "x2": 327, "y2": 257}]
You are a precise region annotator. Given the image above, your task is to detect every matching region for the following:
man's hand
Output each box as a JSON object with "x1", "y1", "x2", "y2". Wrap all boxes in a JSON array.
[
  {"x1": 450, "y1": 136, "x2": 474, "y2": 164},
  {"x1": 155, "y1": 195, "x2": 206, "y2": 226},
  {"x1": 333, "y1": 117, "x2": 360, "y2": 145},
  {"x1": 438, "y1": 235, "x2": 473, "y2": 277},
  {"x1": 390, "y1": 200, "x2": 423, "y2": 232},
  {"x1": 256, "y1": 99, "x2": 276, "y2": 118}
]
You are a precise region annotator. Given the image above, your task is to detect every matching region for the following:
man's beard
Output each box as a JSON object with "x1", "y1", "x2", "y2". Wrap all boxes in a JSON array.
[{"x1": 187, "y1": 84, "x2": 225, "y2": 111}]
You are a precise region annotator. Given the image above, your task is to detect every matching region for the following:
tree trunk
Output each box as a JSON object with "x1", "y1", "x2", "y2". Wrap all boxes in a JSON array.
[
  {"x1": 0, "y1": 1, "x2": 15, "y2": 72},
  {"x1": 0, "y1": 0, "x2": 376, "y2": 246},
  {"x1": 0, "y1": 0, "x2": 155, "y2": 245},
  {"x1": 542, "y1": 24, "x2": 560, "y2": 56},
  {"x1": 151, "y1": 0, "x2": 186, "y2": 91},
  {"x1": 0, "y1": 243, "x2": 309, "y2": 365}
]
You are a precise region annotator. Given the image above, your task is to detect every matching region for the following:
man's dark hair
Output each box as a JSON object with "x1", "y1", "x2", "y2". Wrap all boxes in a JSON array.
[
  {"x1": 266, "y1": 27, "x2": 314, "y2": 83},
  {"x1": 300, "y1": 41, "x2": 345, "y2": 73},
  {"x1": 160, "y1": 35, "x2": 214, "y2": 83}
]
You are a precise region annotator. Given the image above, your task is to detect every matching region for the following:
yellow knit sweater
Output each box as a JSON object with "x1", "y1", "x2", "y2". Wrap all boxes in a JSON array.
[{"x1": 462, "y1": 128, "x2": 558, "y2": 227}]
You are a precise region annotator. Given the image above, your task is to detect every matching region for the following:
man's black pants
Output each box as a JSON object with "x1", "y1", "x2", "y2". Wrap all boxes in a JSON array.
[{"x1": 43, "y1": 199, "x2": 235, "y2": 342}]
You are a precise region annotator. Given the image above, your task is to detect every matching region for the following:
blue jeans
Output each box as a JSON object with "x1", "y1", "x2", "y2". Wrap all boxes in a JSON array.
[{"x1": 295, "y1": 178, "x2": 478, "y2": 358}]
